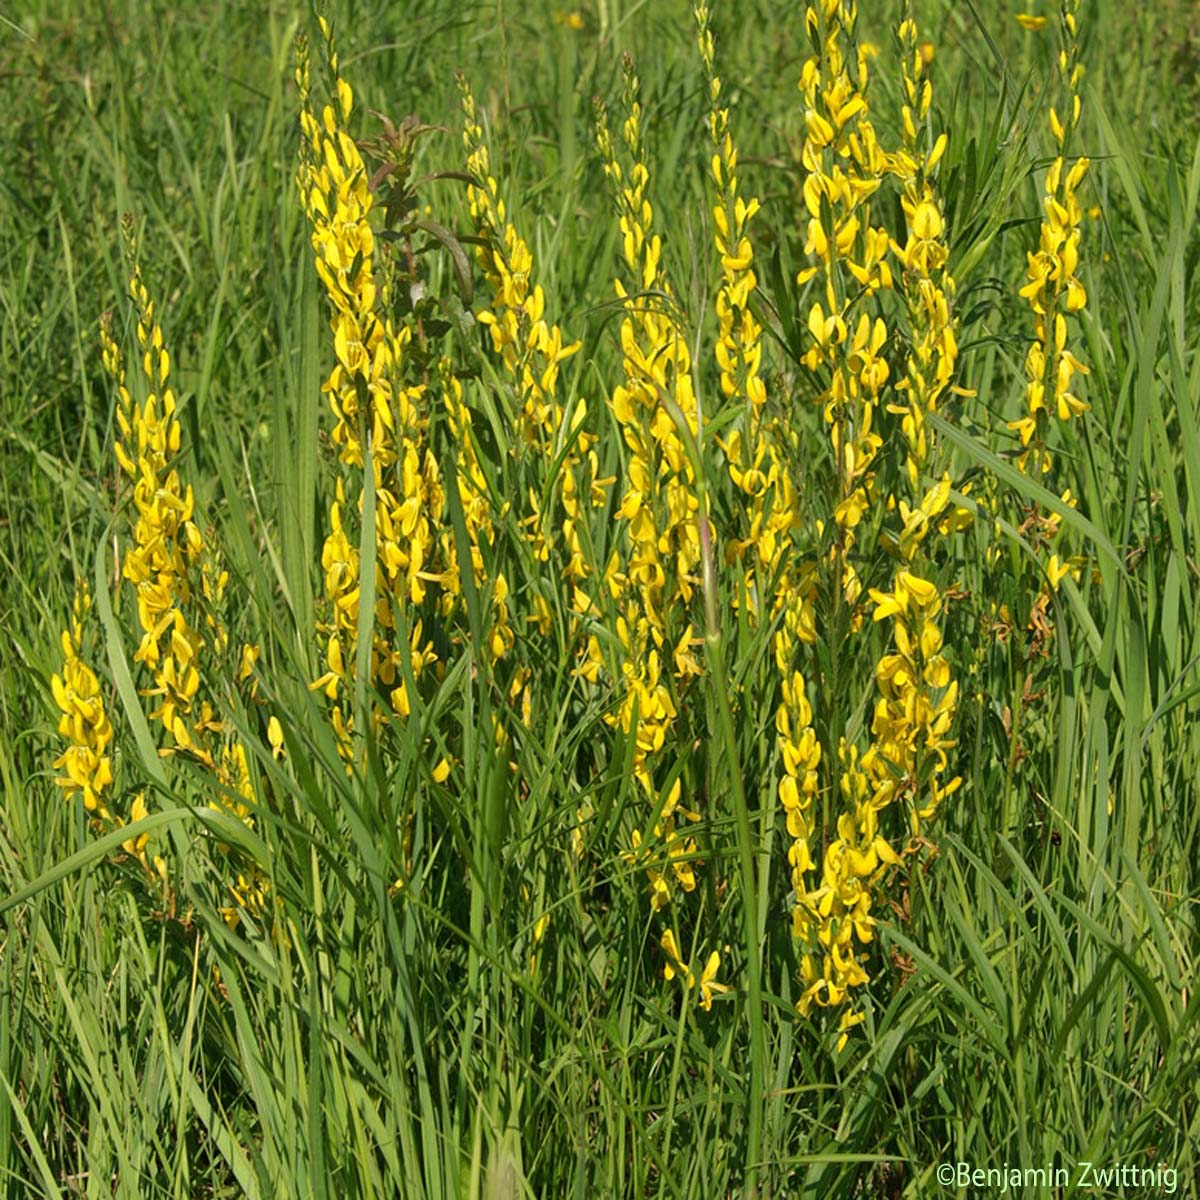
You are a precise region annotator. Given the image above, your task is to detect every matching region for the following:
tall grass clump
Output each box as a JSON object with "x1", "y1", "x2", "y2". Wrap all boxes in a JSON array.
[{"x1": 1, "y1": 1, "x2": 1197, "y2": 1197}]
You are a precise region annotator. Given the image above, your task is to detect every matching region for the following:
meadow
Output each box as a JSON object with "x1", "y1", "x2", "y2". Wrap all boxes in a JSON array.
[{"x1": 1, "y1": 1, "x2": 1198, "y2": 1196}]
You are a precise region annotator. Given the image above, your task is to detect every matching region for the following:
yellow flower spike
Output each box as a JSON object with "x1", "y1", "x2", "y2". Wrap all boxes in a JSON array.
[
  {"x1": 594, "y1": 59, "x2": 706, "y2": 906},
  {"x1": 65, "y1": 237, "x2": 268, "y2": 910},
  {"x1": 300, "y1": 29, "x2": 444, "y2": 761},
  {"x1": 1016, "y1": 0, "x2": 1088, "y2": 479},
  {"x1": 796, "y1": 0, "x2": 896, "y2": 669},
  {"x1": 51, "y1": 583, "x2": 119, "y2": 825},
  {"x1": 458, "y1": 72, "x2": 599, "y2": 728},
  {"x1": 890, "y1": 1, "x2": 963, "y2": 497}
]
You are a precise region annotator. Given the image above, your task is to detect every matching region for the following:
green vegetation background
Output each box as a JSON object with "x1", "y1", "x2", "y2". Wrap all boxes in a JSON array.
[{"x1": 0, "y1": 1, "x2": 1198, "y2": 1196}]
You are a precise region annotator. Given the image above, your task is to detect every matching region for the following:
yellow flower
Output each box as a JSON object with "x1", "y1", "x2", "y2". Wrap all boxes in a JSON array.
[
  {"x1": 1016, "y1": 14, "x2": 1049, "y2": 32},
  {"x1": 869, "y1": 570, "x2": 941, "y2": 621},
  {"x1": 1046, "y1": 554, "x2": 1070, "y2": 590},
  {"x1": 121, "y1": 793, "x2": 151, "y2": 859},
  {"x1": 836, "y1": 1006, "x2": 866, "y2": 1052},
  {"x1": 267, "y1": 715, "x2": 285, "y2": 759},
  {"x1": 660, "y1": 928, "x2": 694, "y2": 986},
  {"x1": 698, "y1": 952, "x2": 732, "y2": 1011}
]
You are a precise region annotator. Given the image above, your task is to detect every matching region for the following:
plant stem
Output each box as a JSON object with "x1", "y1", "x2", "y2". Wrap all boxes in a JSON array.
[
  {"x1": 698, "y1": 463, "x2": 764, "y2": 1200},
  {"x1": 708, "y1": 612, "x2": 766, "y2": 1198}
]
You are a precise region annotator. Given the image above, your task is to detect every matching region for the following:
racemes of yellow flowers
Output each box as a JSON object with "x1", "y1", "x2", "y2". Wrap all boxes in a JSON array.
[
  {"x1": 49, "y1": 0, "x2": 1097, "y2": 1058},
  {"x1": 52, "y1": 583, "x2": 116, "y2": 822},
  {"x1": 1010, "y1": 0, "x2": 1089, "y2": 477},
  {"x1": 790, "y1": 0, "x2": 899, "y2": 1046},
  {"x1": 458, "y1": 70, "x2": 605, "y2": 705},
  {"x1": 298, "y1": 22, "x2": 445, "y2": 744},
  {"x1": 54, "y1": 228, "x2": 265, "y2": 922},
  {"x1": 595, "y1": 57, "x2": 705, "y2": 924},
  {"x1": 780, "y1": 0, "x2": 973, "y2": 1048}
]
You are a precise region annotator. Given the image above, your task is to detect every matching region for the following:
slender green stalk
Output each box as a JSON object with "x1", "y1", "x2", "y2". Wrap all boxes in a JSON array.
[
  {"x1": 666, "y1": 372, "x2": 765, "y2": 1196},
  {"x1": 705, "y1": 607, "x2": 765, "y2": 1198}
]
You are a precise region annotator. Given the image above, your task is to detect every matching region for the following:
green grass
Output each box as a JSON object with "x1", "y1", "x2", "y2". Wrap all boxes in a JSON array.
[{"x1": 1, "y1": 1, "x2": 1199, "y2": 1197}]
